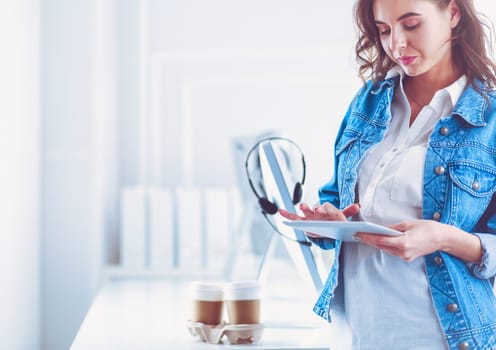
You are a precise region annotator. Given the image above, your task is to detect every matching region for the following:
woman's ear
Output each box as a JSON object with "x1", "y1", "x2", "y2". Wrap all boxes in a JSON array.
[{"x1": 449, "y1": 0, "x2": 461, "y2": 29}]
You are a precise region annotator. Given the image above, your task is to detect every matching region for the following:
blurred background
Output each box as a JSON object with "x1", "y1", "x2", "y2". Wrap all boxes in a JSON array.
[{"x1": 1, "y1": 1, "x2": 494, "y2": 349}]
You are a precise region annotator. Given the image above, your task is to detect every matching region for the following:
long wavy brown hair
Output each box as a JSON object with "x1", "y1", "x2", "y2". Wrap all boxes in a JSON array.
[{"x1": 354, "y1": 0, "x2": 496, "y2": 93}]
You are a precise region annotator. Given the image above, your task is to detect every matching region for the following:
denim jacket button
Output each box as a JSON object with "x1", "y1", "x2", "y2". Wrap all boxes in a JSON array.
[
  {"x1": 472, "y1": 181, "x2": 480, "y2": 191},
  {"x1": 458, "y1": 341, "x2": 469, "y2": 350},
  {"x1": 435, "y1": 256, "x2": 443, "y2": 265},
  {"x1": 432, "y1": 212, "x2": 441, "y2": 221},
  {"x1": 435, "y1": 165, "x2": 445, "y2": 175},
  {"x1": 440, "y1": 126, "x2": 449, "y2": 136},
  {"x1": 447, "y1": 303, "x2": 459, "y2": 312}
]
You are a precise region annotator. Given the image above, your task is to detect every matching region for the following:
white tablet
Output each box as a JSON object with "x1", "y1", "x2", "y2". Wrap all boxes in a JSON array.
[{"x1": 282, "y1": 220, "x2": 404, "y2": 242}]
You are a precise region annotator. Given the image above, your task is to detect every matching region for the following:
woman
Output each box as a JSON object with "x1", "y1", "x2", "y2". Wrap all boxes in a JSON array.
[{"x1": 280, "y1": 0, "x2": 496, "y2": 349}]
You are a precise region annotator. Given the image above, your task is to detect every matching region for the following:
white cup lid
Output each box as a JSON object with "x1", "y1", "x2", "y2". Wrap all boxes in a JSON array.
[
  {"x1": 190, "y1": 281, "x2": 224, "y2": 301},
  {"x1": 224, "y1": 281, "x2": 261, "y2": 300}
]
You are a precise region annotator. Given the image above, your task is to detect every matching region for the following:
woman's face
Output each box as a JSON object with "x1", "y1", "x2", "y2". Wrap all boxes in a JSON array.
[{"x1": 372, "y1": 0, "x2": 460, "y2": 78}]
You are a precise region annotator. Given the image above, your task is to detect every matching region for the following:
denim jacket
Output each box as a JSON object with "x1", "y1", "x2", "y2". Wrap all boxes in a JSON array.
[{"x1": 312, "y1": 76, "x2": 496, "y2": 349}]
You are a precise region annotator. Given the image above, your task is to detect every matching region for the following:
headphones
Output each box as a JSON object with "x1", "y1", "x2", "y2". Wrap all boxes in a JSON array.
[{"x1": 244, "y1": 137, "x2": 310, "y2": 246}]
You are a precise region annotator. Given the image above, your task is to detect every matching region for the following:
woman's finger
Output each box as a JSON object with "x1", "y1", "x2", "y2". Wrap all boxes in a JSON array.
[
  {"x1": 278, "y1": 208, "x2": 303, "y2": 220},
  {"x1": 342, "y1": 203, "x2": 360, "y2": 218},
  {"x1": 299, "y1": 203, "x2": 315, "y2": 217}
]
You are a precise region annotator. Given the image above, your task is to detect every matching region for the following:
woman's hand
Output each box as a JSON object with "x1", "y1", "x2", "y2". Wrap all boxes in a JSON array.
[
  {"x1": 355, "y1": 220, "x2": 483, "y2": 263},
  {"x1": 279, "y1": 202, "x2": 360, "y2": 238}
]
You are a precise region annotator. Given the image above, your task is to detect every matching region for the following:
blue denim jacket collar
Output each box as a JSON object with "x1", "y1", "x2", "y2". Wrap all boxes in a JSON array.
[
  {"x1": 372, "y1": 75, "x2": 491, "y2": 127},
  {"x1": 453, "y1": 83, "x2": 490, "y2": 127}
]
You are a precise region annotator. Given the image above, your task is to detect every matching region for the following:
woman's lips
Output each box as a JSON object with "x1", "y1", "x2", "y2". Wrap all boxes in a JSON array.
[{"x1": 398, "y1": 56, "x2": 416, "y2": 65}]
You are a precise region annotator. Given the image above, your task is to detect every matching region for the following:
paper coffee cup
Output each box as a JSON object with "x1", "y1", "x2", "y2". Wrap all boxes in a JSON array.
[
  {"x1": 190, "y1": 281, "x2": 224, "y2": 325},
  {"x1": 224, "y1": 281, "x2": 261, "y2": 324}
]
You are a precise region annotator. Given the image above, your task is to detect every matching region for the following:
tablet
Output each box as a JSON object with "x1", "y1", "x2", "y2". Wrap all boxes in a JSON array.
[{"x1": 282, "y1": 220, "x2": 404, "y2": 242}]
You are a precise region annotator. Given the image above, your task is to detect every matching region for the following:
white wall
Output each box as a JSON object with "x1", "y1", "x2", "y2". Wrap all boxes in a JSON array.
[
  {"x1": 0, "y1": 1, "x2": 41, "y2": 349},
  {"x1": 41, "y1": 0, "x2": 116, "y2": 349}
]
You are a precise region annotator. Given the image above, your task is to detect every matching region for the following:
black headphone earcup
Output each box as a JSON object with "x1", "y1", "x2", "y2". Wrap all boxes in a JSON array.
[
  {"x1": 259, "y1": 197, "x2": 279, "y2": 215},
  {"x1": 293, "y1": 182, "x2": 303, "y2": 204}
]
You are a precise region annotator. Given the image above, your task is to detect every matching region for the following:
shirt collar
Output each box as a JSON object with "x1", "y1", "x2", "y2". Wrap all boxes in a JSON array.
[
  {"x1": 444, "y1": 75, "x2": 467, "y2": 107},
  {"x1": 385, "y1": 66, "x2": 404, "y2": 80}
]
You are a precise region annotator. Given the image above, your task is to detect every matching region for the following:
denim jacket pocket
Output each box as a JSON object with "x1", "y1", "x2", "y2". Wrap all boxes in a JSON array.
[
  {"x1": 449, "y1": 161, "x2": 496, "y2": 198},
  {"x1": 447, "y1": 161, "x2": 496, "y2": 226}
]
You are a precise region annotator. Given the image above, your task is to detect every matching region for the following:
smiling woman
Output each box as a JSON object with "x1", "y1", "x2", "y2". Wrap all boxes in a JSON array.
[{"x1": 278, "y1": 0, "x2": 496, "y2": 349}]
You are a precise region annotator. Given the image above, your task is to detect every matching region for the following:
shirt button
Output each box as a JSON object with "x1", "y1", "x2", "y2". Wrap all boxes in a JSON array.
[
  {"x1": 472, "y1": 181, "x2": 480, "y2": 191},
  {"x1": 434, "y1": 256, "x2": 443, "y2": 265},
  {"x1": 458, "y1": 341, "x2": 470, "y2": 350},
  {"x1": 432, "y1": 212, "x2": 441, "y2": 221},
  {"x1": 447, "y1": 303, "x2": 459, "y2": 312},
  {"x1": 440, "y1": 126, "x2": 449, "y2": 136},
  {"x1": 435, "y1": 166, "x2": 445, "y2": 175}
]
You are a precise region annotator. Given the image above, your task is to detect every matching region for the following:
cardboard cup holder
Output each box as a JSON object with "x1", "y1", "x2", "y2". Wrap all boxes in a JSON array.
[
  {"x1": 187, "y1": 321, "x2": 264, "y2": 345},
  {"x1": 188, "y1": 281, "x2": 263, "y2": 344}
]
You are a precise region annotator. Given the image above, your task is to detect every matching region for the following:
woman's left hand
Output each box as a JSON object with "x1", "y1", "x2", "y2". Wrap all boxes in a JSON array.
[{"x1": 355, "y1": 220, "x2": 450, "y2": 262}]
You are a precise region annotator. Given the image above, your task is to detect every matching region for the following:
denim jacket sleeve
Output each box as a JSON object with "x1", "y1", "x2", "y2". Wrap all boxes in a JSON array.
[
  {"x1": 467, "y1": 201, "x2": 496, "y2": 279},
  {"x1": 467, "y1": 233, "x2": 496, "y2": 279}
]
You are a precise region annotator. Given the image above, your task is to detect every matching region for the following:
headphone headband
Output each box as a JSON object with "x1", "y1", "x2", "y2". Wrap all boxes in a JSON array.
[
  {"x1": 244, "y1": 136, "x2": 310, "y2": 246},
  {"x1": 244, "y1": 136, "x2": 306, "y2": 204}
]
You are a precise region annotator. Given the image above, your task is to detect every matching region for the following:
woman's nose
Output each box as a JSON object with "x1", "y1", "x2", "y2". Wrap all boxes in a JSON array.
[{"x1": 389, "y1": 30, "x2": 407, "y2": 53}]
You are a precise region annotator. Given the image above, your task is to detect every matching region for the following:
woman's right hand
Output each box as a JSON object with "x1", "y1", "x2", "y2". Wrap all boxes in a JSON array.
[{"x1": 279, "y1": 202, "x2": 360, "y2": 238}]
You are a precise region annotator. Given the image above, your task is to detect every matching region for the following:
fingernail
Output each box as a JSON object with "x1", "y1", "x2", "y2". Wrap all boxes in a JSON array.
[{"x1": 352, "y1": 234, "x2": 361, "y2": 242}]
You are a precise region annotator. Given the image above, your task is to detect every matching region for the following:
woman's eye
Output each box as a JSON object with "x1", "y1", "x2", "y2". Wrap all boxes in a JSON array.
[
  {"x1": 377, "y1": 26, "x2": 390, "y2": 35},
  {"x1": 403, "y1": 20, "x2": 420, "y2": 30}
]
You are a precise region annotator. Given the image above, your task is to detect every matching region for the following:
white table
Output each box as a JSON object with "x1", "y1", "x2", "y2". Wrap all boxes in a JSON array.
[{"x1": 70, "y1": 276, "x2": 347, "y2": 350}]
